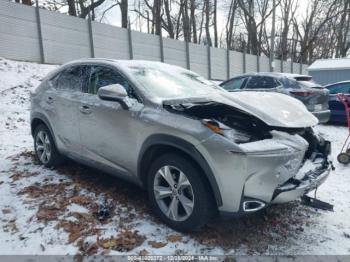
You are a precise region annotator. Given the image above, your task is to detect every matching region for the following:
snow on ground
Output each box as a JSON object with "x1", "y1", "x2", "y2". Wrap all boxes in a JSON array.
[{"x1": 0, "y1": 58, "x2": 349, "y2": 255}]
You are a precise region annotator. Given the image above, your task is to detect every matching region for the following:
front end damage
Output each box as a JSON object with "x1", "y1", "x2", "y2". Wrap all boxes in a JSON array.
[
  {"x1": 163, "y1": 96, "x2": 332, "y2": 214},
  {"x1": 240, "y1": 129, "x2": 331, "y2": 212}
]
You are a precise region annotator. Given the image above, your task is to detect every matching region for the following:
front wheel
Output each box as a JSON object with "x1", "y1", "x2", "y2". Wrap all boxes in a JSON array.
[
  {"x1": 147, "y1": 153, "x2": 216, "y2": 232},
  {"x1": 34, "y1": 124, "x2": 63, "y2": 167}
]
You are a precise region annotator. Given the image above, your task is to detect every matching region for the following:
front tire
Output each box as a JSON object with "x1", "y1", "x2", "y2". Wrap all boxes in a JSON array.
[
  {"x1": 147, "y1": 153, "x2": 216, "y2": 232},
  {"x1": 34, "y1": 124, "x2": 63, "y2": 167}
]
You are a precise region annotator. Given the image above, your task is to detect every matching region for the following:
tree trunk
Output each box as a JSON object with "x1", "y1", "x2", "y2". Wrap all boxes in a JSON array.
[
  {"x1": 204, "y1": 0, "x2": 212, "y2": 46},
  {"x1": 120, "y1": 0, "x2": 128, "y2": 28},
  {"x1": 22, "y1": 0, "x2": 32, "y2": 5},
  {"x1": 67, "y1": 0, "x2": 77, "y2": 16},
  {"x1": 213, "y1": 0, "x2": 218, "y2": 47},
  {"x1": 190, "y1": 0, "x2": 197, "y2": 43}
]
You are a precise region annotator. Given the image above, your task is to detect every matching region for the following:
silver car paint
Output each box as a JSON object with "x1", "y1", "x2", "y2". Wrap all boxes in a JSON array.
[{"x1": 31, "y1": 59, "x2": 331, "y2": 213}]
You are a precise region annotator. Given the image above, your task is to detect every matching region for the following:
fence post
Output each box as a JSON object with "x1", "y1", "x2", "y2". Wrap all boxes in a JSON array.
[
  {"x1": 207, "y1": 44, "x2": 211, "y2": 80},
  {"x1": 159, "y1": 32, "x2": 164, "y2": 62},
  {"x1": 291, "y1": 60, "x2": 293, "y2": 73},
  {"x1": 257, "y1": 54, "x2": 260, "y2": 72},
  {"x1": 127, "y1": 24, "x2": 133, "y2": 60},
  {"x1": 185, "y1": 41, "x2": 190, "y2": 70},
  {"x1": 299, "y1": 60, "x2": 303, "y2": 74},
  {"x1": 35, "y1": 0, "x2": 45, "y2": 63},
  {"x1": 280, "y1": 55, "x2": 283, "y2": 73},
  {"x1": 226, "y1": 49, "x2": 230, "y2": 79},
  {"x1": 243, "y1": 44, "x2": 247, "y2": 73},
  {"x1": 87, "y1": 13, "x2": 95, "y2": 58}
]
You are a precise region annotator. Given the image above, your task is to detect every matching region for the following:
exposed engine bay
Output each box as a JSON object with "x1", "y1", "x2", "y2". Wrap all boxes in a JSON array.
[{"x1": 164, "y1": 100, "x2": 331, "y2": 162}]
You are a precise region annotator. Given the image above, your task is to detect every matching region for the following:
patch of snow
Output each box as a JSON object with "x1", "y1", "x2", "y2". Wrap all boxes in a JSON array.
[{"x1": 66, "y1": 203, "x2": 89, "y2": 214}]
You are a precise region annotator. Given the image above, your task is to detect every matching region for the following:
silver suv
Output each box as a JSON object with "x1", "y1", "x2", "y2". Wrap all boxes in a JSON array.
[{"x1": 30, "y1": 59, "x2": 332, "y2": 232}]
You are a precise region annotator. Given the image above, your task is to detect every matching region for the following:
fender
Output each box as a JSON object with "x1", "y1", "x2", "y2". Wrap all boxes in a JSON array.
[{"x1": 138, "y1": 134, "x2": 223, "y2": 207}]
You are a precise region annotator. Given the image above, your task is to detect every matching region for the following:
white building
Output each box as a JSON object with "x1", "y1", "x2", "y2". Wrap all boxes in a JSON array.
[{"x1": 308, "y1": 58, "x2": 350, "y2": 85}]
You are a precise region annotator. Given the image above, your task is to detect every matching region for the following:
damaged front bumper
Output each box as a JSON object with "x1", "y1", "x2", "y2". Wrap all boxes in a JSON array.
[
  {"x1": 199, "y1": 128, "x2": 332, "y2": 214},
  {"x1": 271, "y1": 155, "x2": 331, "y2": 204}
]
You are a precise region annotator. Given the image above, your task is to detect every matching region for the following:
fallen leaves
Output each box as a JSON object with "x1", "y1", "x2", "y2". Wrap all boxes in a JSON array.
[
  {"x1": 10, "y1": 171, "x2": 39, "y2": 182},
  {"x1": 19, "y1": 182, "x2": 71, "y2": 199},
  {"x1": 98, "y1": 230, "x2": 145, "y2": 252},
  {"x1": 3, "y1": 219, "x2": 18, "y2": 233},
  {"x1": 56, "y1": 214, "x2": 100, "y2": 244},
  {"x1": 167, "y1": 234, "x2": 182, "y2": 243},
  {"x1": 36, "y1": 203, "x2": 62, "y2": 221},
  {"x1": 2, "y1": 208, "x2": 11, "y2": 214},
  {"x1": 148, "y1": 240, "x2": 167, "y2": 248},
  {"x1": 77, "y1": 240, "x2": 99, "y2": 256}
]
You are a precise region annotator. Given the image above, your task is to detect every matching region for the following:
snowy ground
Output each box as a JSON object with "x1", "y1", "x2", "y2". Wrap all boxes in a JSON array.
[{"x1": 0, "y1": 58, "x2": 349, "y2": 256}]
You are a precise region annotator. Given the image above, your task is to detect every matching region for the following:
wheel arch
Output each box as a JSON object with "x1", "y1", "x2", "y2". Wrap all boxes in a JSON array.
[
  {"x1": 138, "y1": 134, "x2": 223, "y2": 207},
  {"x1": 30, "y1": 113, "x2": 58, "y2": 148}
]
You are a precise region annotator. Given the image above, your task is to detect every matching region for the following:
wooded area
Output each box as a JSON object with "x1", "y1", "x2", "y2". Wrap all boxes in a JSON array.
[{"x1": 13, "y1": 0, "x2": 350, "y2": 64}]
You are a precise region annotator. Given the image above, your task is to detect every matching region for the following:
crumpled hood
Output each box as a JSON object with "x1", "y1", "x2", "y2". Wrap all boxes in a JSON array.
[
  {"x1": 223, "y1": 91, "x2": 318, "y2": 128},
  {"x1": 163, "y1": 91, "x2": 318, "y2": 128}
]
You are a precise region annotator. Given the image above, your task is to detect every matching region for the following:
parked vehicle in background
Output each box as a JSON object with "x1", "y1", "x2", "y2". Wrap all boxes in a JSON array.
[
  {"x1": 325, "y1": 81, "x2": 350, "y2": 123},
  {"x1": 220, "y1": 73, "x2": 330, "y2": 123},
  {"x1": 30, "y1": 59, "x2": 332, "y2": 232}
]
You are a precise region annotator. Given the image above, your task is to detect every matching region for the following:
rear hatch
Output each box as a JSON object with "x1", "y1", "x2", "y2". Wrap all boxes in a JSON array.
[{"x1": 288, "y1": 76, "x2": 329, "y2": 112}]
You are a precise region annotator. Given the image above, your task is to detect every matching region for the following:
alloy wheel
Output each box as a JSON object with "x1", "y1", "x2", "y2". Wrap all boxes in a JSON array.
[
  {"x1": 153, "y1": 165, "x2": 194, "y2": 222},
  {"x1": 35, "y1": 130, "x2": 52, "y2": 164}
]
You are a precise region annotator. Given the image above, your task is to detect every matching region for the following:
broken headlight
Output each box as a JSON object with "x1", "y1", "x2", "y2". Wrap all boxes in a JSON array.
[{"x1": 202, "y1": 119, "x2": 251, "y2": 144}]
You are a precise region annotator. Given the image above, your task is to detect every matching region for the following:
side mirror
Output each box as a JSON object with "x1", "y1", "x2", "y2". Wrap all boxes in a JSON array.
[{"x1": 97, "y1": 84, "x2": 129, "y2": 109}]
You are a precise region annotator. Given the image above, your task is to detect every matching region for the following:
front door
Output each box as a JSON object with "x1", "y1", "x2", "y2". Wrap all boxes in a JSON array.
[{"x1": 78, "y1": 65, "x2": 143, "y2": 176}]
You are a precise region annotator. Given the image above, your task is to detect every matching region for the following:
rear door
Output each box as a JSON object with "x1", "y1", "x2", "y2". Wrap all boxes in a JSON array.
[
  {"x1": 47, "y1": 65, "x2": 89, "y2": 154},
  {"x1": 78, "y1": 64, "x2": 143, "y2": 176}
]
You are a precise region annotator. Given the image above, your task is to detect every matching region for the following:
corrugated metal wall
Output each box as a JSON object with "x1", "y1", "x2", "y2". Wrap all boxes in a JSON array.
[
  {"x1": 92, "y1": 22, "x2": 130, "y2": 60},
  {"x1": 229, "y1": 51, "x2": 244, "y2": 77},
  {"x1": 309, "y1": 69, "x2": 350, "y2": 85},
  {"x1": 0, "y1": 1, "x2": 41, "y2": 62},
  {"x1": 0, "y1": 1, "x2": 309, "y2": 80},
  {"x1": 163, "y1": 38, "x2": 187, "y2": 69}
]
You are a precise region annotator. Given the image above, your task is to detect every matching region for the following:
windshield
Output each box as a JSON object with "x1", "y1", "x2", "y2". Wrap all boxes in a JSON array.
[{"x1": 127, "y1": 66, "x2": 222, "y2": 98}]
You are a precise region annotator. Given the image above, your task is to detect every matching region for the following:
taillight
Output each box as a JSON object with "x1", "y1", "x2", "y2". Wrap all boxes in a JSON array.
[{"x1": 290, "y1": 91, "x2": 313, "y2": 97}]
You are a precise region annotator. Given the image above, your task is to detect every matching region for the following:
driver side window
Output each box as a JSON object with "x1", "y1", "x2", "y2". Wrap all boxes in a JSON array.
[{"x1": 88, "y1": 66, "x2": 130, "y2": 95}]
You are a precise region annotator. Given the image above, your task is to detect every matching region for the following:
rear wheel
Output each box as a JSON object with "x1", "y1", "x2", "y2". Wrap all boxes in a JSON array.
[
  {"x1": 337, "y1": 153, "x2": 350, "y2": 165},
  {"x1": 34, "y1": 124, "x2": 63, "y2": 167},
  {"x1": 147, "y1": 153, "x2": 216, "y2": 232}
]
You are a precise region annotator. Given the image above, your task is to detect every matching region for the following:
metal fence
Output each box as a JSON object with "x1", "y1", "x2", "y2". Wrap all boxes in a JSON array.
[{"x1": 0, "y1": 0, "x2": 309, "y2": 80}]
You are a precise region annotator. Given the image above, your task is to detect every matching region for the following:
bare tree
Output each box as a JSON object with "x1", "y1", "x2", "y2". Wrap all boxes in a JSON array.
[
  {"x1": 204, "y1": 0, "x2": 212, "y2": 45},
  {"x1": 335, "y1": 0, "x2": 350, "y2": 57},
  {"x1": 225, "y1": 0, "x2": 238, "y2": 49}
]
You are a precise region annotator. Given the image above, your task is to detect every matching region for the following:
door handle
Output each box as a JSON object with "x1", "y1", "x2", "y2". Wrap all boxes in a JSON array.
[
  {"x1": 46, "y1": 96, "x2": 54, "y2": 104},
  {"x1": 79, "y1": 105, "x2": 92, "y2": 114}
]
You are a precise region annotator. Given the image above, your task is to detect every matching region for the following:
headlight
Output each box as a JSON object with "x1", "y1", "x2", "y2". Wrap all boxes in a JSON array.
[{"x1": 202, "y1": 119, "x2": 252, "y2": 143}]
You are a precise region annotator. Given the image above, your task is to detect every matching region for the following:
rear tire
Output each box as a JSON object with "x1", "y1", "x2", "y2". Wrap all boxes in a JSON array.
[
  {"x1": 337, "y1": 153, "x2": 350, "y2": 165},
  {"x1": 34, "y1": 124, "x2": 63, "y2": 167},
  {"x1": 147, "y1": 153, "x2": 216, "y2": 232}
]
